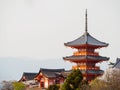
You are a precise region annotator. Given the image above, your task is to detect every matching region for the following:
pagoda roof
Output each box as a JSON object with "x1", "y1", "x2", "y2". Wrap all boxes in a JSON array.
[
  {"x1": 81, "y1": 70, "x2": 104, "y2": 75},
  {"x1": 19, "y1": 72, "x2": 37, "y2": 81},
  {"x1": 64, "y1": 10, "x2": 108, "y2": 48},
  {"x1": 64, "y1": 32, "x2": 108, "y2": 48},
  {"x1": 63, "y1": 55, "x2": 109, "y2": 62},
  {"x1": 38, "y1": 68, "x2": 65, "y2": 78}
]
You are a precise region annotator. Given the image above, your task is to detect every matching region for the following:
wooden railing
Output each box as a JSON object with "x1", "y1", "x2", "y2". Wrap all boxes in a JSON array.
[
  {"x1": 73, "y1": 51, "x2": 99, "y2": 56},
  {"x1": 72, "y1": 65, "x2": 100, "y2": 70}
]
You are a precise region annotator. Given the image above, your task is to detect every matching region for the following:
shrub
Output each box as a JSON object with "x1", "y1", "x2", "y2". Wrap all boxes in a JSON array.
[
  {"x1": 47, "y1": 84, "x2": 60, "y2": 90},
  {"x1": 13, "y1": 82, "x2": 26, "y2": 90}
]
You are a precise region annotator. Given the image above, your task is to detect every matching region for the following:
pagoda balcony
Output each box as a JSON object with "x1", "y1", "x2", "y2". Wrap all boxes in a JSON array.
[
  {"x1": 73, "y1": 51, "x2": 99, "y2": 56},
  {"x1": 72, "y1": 65, "x2": 100, "y2": 70}
]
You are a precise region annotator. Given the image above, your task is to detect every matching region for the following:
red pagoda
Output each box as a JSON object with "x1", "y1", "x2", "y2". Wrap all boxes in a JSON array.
[{"x1": 63, "y1": 10, "x2": 109, "y2": 81}]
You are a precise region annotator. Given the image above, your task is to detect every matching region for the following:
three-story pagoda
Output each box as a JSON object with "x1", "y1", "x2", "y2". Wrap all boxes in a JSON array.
[{"x1": 63, "y1": 10, "x2": 109, "y2": 81}]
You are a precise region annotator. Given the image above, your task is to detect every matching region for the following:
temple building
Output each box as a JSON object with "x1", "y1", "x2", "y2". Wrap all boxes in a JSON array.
[
  {"x1": 63, "y1": 10, "x2": 109, "y2": 81},
  {"x1": 19, "y1": 72, "x2": 38, "y2": 87},
  {"x1": 35, "y1": 68, "x2": 69, "y2": 89}
]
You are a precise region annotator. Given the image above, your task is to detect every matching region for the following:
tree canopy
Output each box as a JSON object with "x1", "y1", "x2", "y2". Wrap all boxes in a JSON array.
[
  {"x1": 13, "y1": 82, "x2": 26, "y2": 90},
  {"x1": 61, "y1": 69, "x2": 83, "y2": 90}
]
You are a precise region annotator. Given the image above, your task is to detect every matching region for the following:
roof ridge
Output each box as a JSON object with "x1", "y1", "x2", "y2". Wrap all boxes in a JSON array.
[
  {"x1": 113, "y1": 58, "x2": 120, "y2": 68},
  {"x1": 84, "y1": 32, "x2": 88, "y2": 44},
  {"x1": 23, "y1": 72, "x2": 37, "y2": 74},
  {"x1": 40, "y1": 68, "x2": 65, "y2": 72},
  {"x1": 88, "y1": 33, "x2": 108, "y2": 45}
]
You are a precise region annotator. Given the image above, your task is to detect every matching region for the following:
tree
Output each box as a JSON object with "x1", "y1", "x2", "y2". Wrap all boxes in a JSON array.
[
  {"x1": 47, "y1": 84, "x2": 60, "y2": 90},
  {"x1": 13, "y1": 82, "x2": 26, "y2": 90},
  {"x1": 1, "y1": 81, "x2": 13, "y2": 90},
  {"x1": 61, "y1": 69, "x2": 83, "y2": 90},
  {"x1": 90, "y1": 78, "x2": 108, "y2": 90},
  {"x1": 104, "y1": 69, "x2": 120, "y2": 90},
  {"x1": 90, "y1": 69, "x2": 120, "y2": 90}
]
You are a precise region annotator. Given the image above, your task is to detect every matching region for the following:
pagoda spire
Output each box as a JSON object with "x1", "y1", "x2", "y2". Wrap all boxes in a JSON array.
[{"x1": 85, "y1": 9, "x2": 88, "y2": 32}]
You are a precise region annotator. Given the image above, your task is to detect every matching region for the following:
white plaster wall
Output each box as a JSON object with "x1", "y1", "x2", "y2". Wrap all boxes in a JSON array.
[{"x1": 44, "y1": 78, "x2": 48, "y2": 88}]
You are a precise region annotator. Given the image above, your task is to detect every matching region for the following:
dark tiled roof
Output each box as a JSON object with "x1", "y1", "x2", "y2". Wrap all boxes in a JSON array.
[
  {"x1": 81, "y1": 70, "x2": 104, "y2": 75},
  {"x1": 64, "y1": 32, "x2": 108, "y2": 48},
  {"x1": 39, "y1": 68, "x2": 65, "y2": 78},
  {"x1": 63, "y1": 55, "x2": 109, "y2": 62},
  {"x1": 113, "y1": 58, "x2": 120, "y2": 68},
  {"x1": 20, "y1": 72, "x2": 37, "y2": 81},
  {"x1": 61, "y1": 70, "x2": 72, "y2": 78}
]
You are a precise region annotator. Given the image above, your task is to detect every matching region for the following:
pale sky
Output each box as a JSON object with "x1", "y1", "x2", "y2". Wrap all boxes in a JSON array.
[{"x1": 0, "y1": 0, "x2": 120, "y2": 81}]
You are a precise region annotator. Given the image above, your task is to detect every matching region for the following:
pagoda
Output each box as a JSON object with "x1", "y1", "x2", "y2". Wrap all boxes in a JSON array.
[{"x1": 63, "y1": 10, "x2": 109, "y2": 81}]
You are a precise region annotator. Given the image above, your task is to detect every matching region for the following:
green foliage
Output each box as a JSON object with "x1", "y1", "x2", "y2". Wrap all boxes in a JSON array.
[
  {"x1": 61, "y1": 69, "x2": 83, "y2": 90},
  {"x1": 47, "y1": 84, "x2": 60, "y2": 90},
  {"x1": 13, "y1": 82, "x2": 26, "y2": 90},
  {"x1": 80, "y1": 80, "x2": 90, "y2": 90}
]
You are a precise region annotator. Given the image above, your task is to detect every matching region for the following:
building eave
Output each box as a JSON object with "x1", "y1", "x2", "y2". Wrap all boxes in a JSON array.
[
  {"x1": 63, "y1": 55, "x2": 109, "y2": 63},
  {"x1": 64, "y1": 32, "x2": 109, "y2": 49}
]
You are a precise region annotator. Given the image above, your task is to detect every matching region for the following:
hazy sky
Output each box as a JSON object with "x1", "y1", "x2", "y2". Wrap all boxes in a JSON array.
[{"x1": 0, "y1": 0, "x2": 120, "y2": 81}]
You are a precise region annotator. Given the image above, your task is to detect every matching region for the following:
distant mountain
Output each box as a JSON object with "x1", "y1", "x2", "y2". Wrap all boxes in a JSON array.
[
  {"x1": 0, "y1": 57, "x2": 108, "y2": 82},
  {"x1": 0, "y1": 83, "x2": 3, "y2": 89},
  {"x1": 0, "y1": 57, "x2": 73, "y2": 82}
]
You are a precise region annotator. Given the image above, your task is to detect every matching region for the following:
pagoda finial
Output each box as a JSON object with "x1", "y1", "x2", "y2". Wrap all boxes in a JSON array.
[{"x1": 85, "y1": 9, "x2": 88, "y2": 32}]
